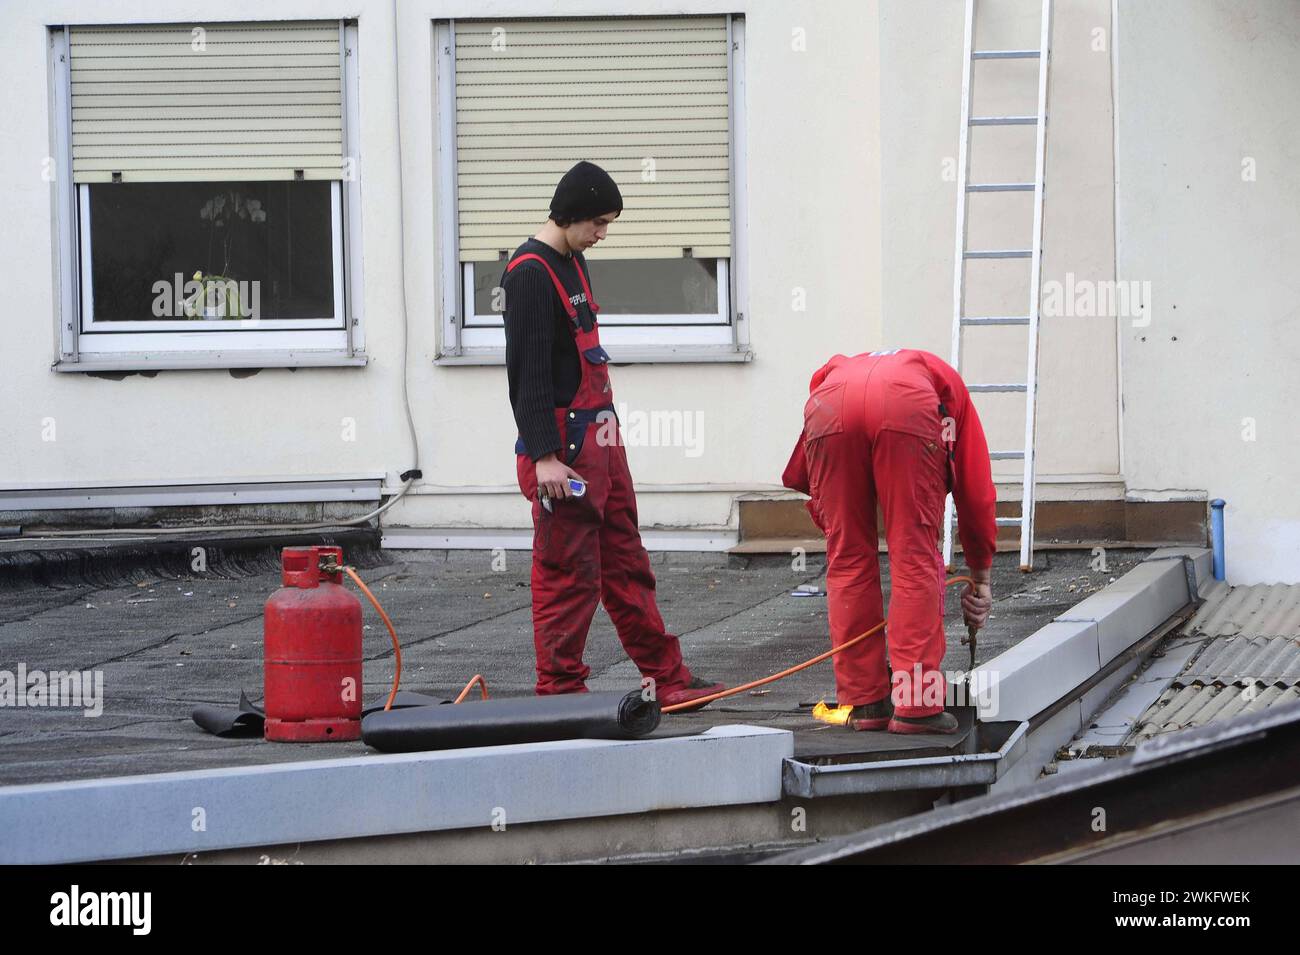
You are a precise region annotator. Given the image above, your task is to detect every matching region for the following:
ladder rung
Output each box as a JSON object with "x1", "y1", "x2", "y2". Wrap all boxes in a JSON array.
[
  {"x1": 970, "y1": 116, "x2": 1039, "y2": 126},
  {"x1": 967, "y1": 182, "x2": 1035, "y2": 192},
  {"x1": 989, "y1": 451, "x2": 1026, "y2": 460},
  {"x1": 972, "y1": 49, "x2": 1041, "y2": 59},
  {"x1": 968, "y1": 383, "x2": 1028, "y2": 393},
  {"x1": 961, "y1": 315, "x2": 1031, "y2": 326},
  {"x1": 963, "y1": 249, "x2": 1032, "y2": 259}
]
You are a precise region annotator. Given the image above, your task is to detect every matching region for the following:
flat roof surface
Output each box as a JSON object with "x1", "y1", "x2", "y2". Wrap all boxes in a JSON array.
[{"x1": 0, "y1": 542, "x2": 1149, "y2": 786}]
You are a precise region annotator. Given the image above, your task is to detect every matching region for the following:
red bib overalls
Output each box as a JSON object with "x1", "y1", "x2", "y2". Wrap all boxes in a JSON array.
[
  {"x1": 506, "y1": 252, "x2": 694, "y2": 697},
  {"x1": 787, "y1": 350, "x2": 953, "y2": 717}
]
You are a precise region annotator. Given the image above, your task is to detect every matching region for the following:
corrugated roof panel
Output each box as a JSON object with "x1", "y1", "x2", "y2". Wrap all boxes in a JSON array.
[
  {"x1": 1132, "y1": 684, "x2": 1300, "y2": 741},
  {"x1": 1182, "y1": 635, "x2": 1300, "y2": 685},
  {"x1": 1186, "y1": 582, "x2": 1300, "y2": 638},
  {"x1": 1127, "y1": 582, "x2": 1300, "y2": 743}
]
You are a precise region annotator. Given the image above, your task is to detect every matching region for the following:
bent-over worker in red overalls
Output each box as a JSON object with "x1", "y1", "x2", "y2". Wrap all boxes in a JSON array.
[
  {"x1": 782, "y1": 349, "x2": 997, "y2": 734},
  {"x1": 501, "y1": 161, "x2": 726, "y2": 712}
]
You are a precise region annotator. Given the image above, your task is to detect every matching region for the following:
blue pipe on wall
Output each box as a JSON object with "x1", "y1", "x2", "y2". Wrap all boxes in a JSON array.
[{"x1": 1210, "y1": 499, "x2": 1226, "y2": 581}]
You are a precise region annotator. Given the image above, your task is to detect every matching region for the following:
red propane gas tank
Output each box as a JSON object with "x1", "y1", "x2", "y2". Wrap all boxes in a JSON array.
[{"x1": 263, "y1": 546, "x2": 363, "y2": 742}]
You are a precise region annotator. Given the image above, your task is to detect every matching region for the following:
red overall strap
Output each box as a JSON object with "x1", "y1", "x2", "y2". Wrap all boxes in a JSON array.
[
  {"x1": 572, "y1": 256, "x2": 600, "y2": 314},
  {"x1": 506, "y1": 253, "x2": 577, "y2": 319}
]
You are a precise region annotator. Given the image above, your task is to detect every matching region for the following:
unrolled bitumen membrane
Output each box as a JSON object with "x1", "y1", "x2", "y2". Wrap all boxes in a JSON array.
[{"x1": 361, "y1": 689, "x2": 661, "y2": 752}]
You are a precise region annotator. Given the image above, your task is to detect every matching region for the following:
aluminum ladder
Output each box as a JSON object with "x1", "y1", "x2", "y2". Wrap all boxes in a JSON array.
[{"x1": 944, "y1": 0, "x2": 1053, "y2": 573}]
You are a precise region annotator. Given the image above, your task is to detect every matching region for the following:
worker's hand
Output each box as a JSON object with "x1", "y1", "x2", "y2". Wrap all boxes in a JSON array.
[
  {"x1": 961, "y1": 568, "x2": 992, "y2": 631},
  {"x1": 535, "y1": 454, "x2": 584, "y2": 504}
]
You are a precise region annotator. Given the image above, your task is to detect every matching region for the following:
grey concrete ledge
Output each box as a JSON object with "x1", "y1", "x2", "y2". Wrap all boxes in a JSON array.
[
  {"x1": 975, "y1": 548, "x2": 1211, "y2": 724},
  {"x1": 0, "y1": 724, "x2": 791, "y2": 864}
]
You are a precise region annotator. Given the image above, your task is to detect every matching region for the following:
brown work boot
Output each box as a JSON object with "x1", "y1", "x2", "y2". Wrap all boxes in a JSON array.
[
  {"x1": 848, "y1": 697, "x2": 893, "y2": 731},
  {"x1": 888, "y1": 711, "x2": 960, "y2": 735},
  {"x1": 659, "y1": 676, "x2": 727, "y2": 713}
]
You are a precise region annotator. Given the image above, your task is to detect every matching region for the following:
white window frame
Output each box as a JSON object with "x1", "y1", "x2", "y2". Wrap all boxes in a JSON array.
[
  {"x1": 435, "y1": 15, "x2": 750, "y2": 360},
  {"x1": 51, "y1": 21, "x2": 366, "y2": 369},
  {"x1": 461, "y1": 260, "x2": 732, "y2": 349},
  {"x1": 77, "y1": 181, "x2": 346, "y2": 340}
]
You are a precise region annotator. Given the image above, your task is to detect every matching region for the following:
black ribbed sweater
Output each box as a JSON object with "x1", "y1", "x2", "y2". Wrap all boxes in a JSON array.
[{"x1": 501, "y1": 237, "x2": 599, "y2": 462}]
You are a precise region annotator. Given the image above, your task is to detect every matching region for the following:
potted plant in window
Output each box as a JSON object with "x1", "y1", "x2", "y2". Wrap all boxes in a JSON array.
[{"x1": 184, "y1": 191, "x2": 267, "y2": 319}]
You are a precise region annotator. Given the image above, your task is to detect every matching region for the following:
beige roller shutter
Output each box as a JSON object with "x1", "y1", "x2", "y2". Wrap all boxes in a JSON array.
[
  {"x1": 69, "y1": 21, "x2": 344, "y2": 183},
  {"x1": 454, "y1": 16, "x2": 732, "y2": 262}
]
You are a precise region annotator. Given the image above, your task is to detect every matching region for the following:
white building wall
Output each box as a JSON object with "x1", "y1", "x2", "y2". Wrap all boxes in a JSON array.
[
  {"x1": 4, "y1": 1, "x2": 414, "y2": 498},
  {"x1": 4, "y1": 0, "x2": 1295, "y2": 581},
  {"x1": 880, "y1": 0, "x2": 1122, "y2": 501},
  {"x1": 1116, "y1": 0, "x2": 1300, "y2": 583},
  {"x1": 1, "y1": 0, "x2": 881, "y2": 538}
]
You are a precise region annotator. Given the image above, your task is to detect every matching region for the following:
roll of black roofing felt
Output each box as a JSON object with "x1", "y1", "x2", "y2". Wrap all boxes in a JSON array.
[{"x1": 361, "y1": 690, "x2": 660, "y2": 753}]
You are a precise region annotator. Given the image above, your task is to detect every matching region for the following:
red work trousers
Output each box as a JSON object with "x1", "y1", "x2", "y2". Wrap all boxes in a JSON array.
[
  {"x1": 517, "y1": 418, "x2": 693, "y2": 697},
  {"x1": 801, "y1": 355, "x2": 950, "y2": 717}
]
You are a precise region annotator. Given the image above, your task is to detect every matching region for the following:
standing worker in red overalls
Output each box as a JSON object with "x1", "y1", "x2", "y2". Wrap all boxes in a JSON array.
[
  {"x1": 782, "y1": 349, "x2": 997, "y2": 734},
  {"x1": 501, "y1": 161, "x2": 726, "y2": 711}
]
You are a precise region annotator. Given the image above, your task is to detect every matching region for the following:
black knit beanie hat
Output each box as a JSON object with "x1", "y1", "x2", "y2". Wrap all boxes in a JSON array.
[{"x1": 549, "y1": 161, "x2": 623, "y2": 222}]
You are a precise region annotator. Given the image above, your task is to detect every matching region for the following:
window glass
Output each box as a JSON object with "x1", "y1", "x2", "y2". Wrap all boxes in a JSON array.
[
  {"x1": 87, "y1": 181, "x2": 335, "y2": 322},
  {"x1": 471, "y1": 257, "x2": 719, "y2": 318}
]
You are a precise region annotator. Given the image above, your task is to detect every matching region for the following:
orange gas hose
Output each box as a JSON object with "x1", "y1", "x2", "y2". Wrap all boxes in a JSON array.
[
  {"x1": 660, "y1": 575, "x2": 975, "y2": 713},
  {"x1": 454, "y1": 674, "x2": 490, "y2": 703},
  {"x1": 342, "y1": 566, "x2": 403, "y2": 712}
]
